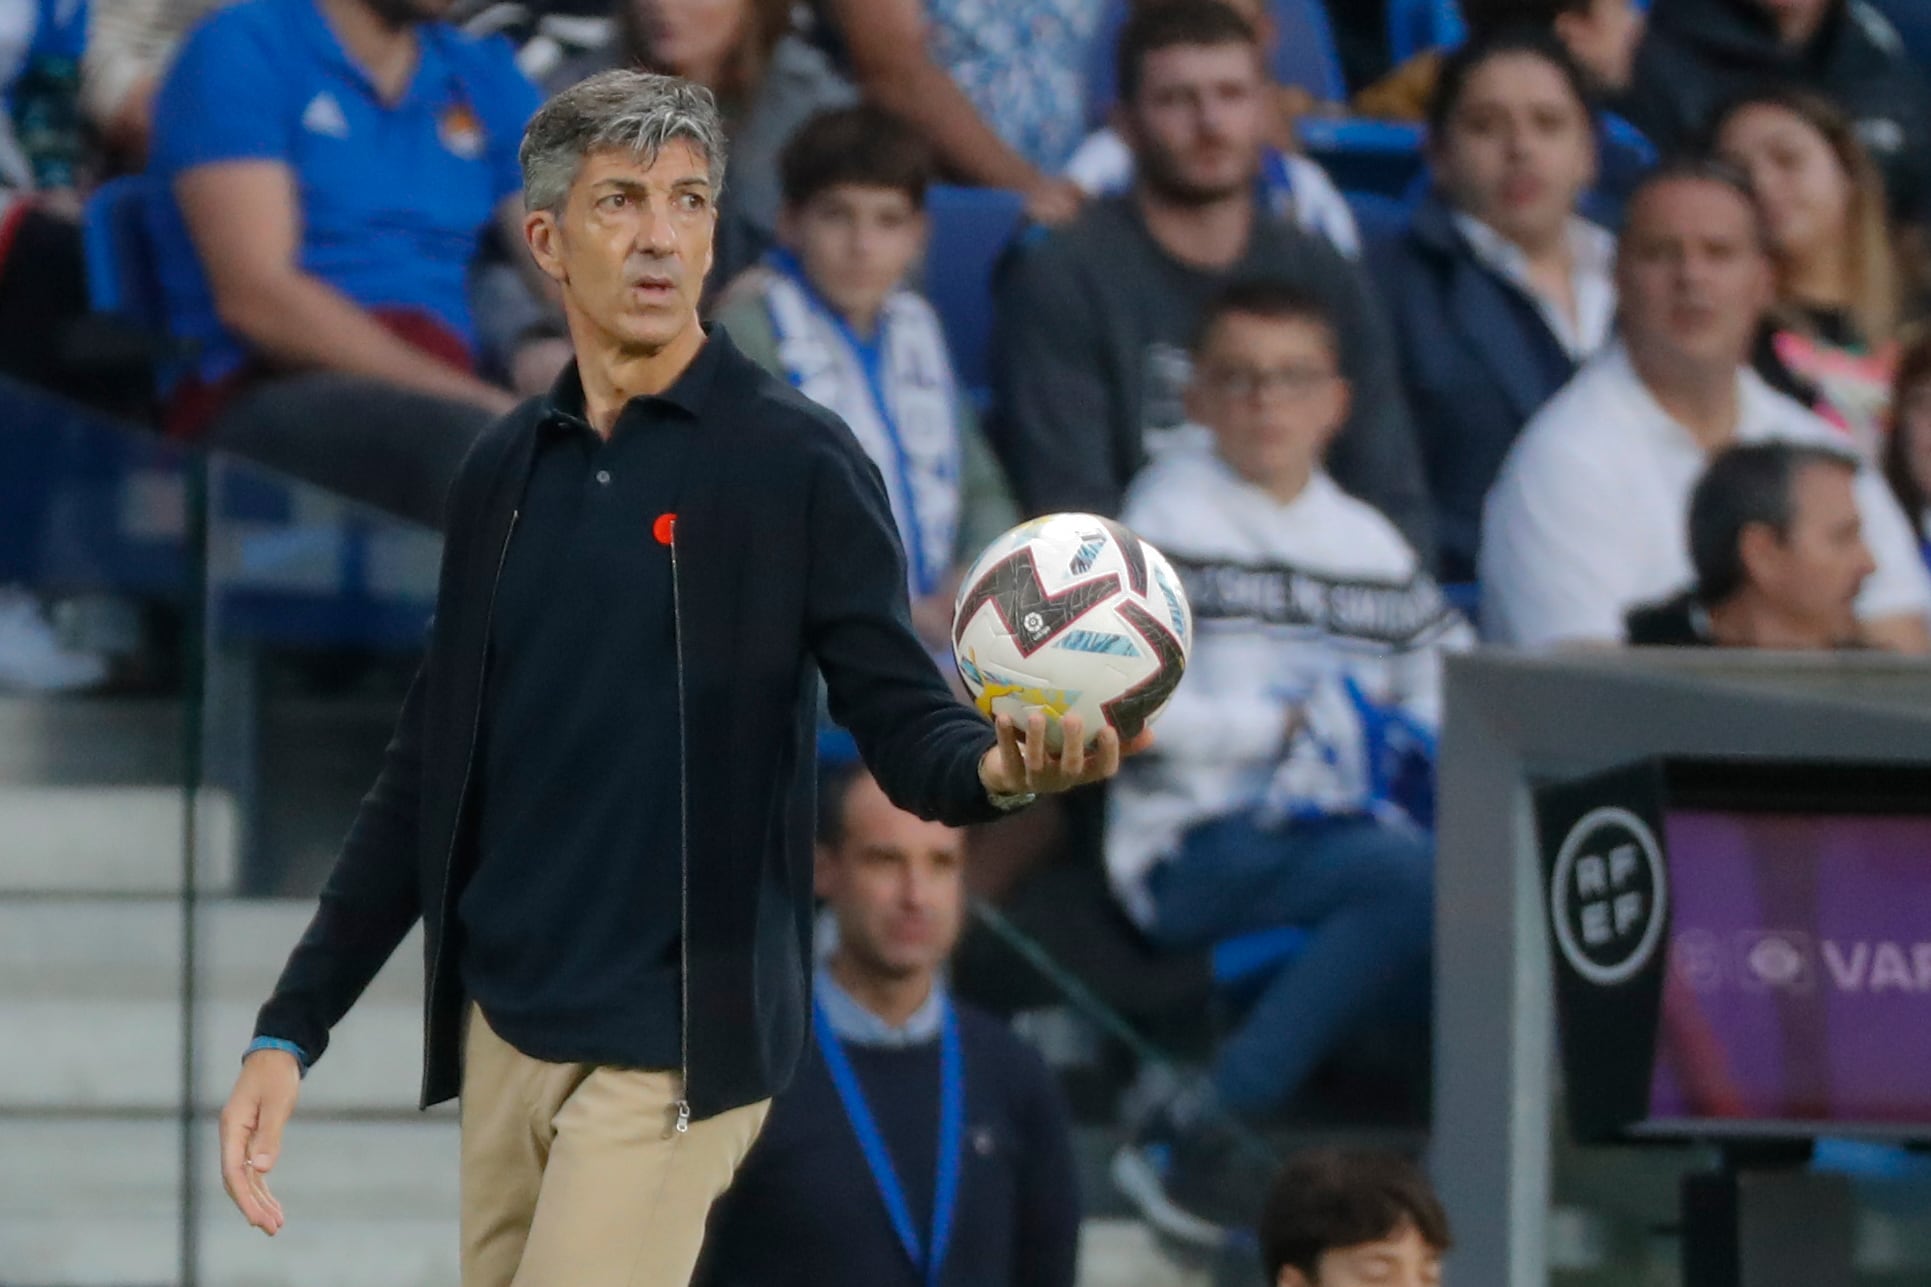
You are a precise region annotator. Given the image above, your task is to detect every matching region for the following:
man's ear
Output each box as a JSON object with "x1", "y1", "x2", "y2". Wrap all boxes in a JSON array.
[
  {"x1": 1736, "y1": 519, "x2": 1782, "y2": 590},
  {"x1": 525, "y1": 209, "x2": 568, "y2": 285},
  {"x1": 1276, "y1": 1266, "x2": 1314, "y2": 1287}
]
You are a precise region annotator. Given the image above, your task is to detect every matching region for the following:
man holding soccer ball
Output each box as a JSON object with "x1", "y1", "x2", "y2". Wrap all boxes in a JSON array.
[{"x1": 215, "y1": 71, "x2": 1144, "y2": 1287}]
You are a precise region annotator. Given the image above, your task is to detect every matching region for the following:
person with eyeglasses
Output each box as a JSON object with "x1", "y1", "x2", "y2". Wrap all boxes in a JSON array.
[{"x1": 1106, "y1": 278, "x2": 1471, "y2": 1247}]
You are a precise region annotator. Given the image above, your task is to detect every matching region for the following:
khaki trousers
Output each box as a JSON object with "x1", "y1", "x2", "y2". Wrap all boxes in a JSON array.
[{"x1": 460, "y1": 1005, "x2": 770, "y2": 1287}]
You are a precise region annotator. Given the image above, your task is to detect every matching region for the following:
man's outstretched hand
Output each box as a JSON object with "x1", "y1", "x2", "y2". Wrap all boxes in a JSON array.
[
  {"x1": 219, "y1": 1049, "x2": 300, "y2": 1235},
  {"x1": 978, "y1": 712, "x2": 1153, "y2": 799}
]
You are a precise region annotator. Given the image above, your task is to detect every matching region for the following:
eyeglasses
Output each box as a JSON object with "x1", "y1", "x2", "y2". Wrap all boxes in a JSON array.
[{"x1": 1199, "y1": 363, "x2": 1338, "y2": 401}]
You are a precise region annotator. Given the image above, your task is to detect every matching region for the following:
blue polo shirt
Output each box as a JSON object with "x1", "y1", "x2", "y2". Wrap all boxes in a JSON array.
[{"x1": 146, "y1": 0, "x2": 539, "y2": 380}]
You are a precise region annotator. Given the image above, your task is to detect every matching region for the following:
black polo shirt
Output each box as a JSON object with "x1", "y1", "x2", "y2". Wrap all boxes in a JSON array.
[{"x1": 459, "y1": 340, "x2": 721, "y2": 1072}]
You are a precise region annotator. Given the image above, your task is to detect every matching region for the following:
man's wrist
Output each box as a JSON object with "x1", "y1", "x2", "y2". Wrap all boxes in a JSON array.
[{"x1": 244, "y1": 1036, "x2": 310, "y2": 1077}]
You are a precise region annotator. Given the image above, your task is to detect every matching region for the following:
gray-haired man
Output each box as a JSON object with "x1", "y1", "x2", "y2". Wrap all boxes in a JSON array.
[{"x1": 213, "y1": 71, "x2": 1144, "y2": 1287}]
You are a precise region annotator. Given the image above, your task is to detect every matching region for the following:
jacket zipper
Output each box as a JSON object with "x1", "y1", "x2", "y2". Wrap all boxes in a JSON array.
[
  {"x1": 668, "y1": 528, "x2": 693, "y2": 1134},
  {"x1": 423, "y1": 508, "x2": 520, "y2": 1104}
]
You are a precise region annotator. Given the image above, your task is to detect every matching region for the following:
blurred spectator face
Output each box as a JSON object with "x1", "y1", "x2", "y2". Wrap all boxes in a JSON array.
[
  {"x1": 1432, "y1": 51, "x2": 1596, "y2": 250},
  {"x1": 1283, "y1": 1220, "x2": 1443, "y2": 1287},
  {"x1": 1186, "y1": 311, "x2": 1349, "y2": 500},
  {"x1": 1742, "y1": 461, "x2": 1874, "y2": 642},
  {"x1": 779, "y1": 184, "x2": 927, "y2": 330},
  {"x1": 1553, "y1": 0, "x2": 1644, "y2": 92},
  {"x1": 816, "y1": 773, "x2": 967, "y2": 982},
  {"x1": 1616, "y1": 178, "x2": 1773, "y2": 376},
  {"x1": 1716, "y1": 103, "x2": 1851, "y2": 268},
  {"x1": 634, "y1": 0, "x2": 747, "y2": 83},
  {"x1": 528, "y1": 140, "x2": 716, "y2": 354},
  {"x1": 1120, "y1": 41, "x2": 1268, "y2": 203}
]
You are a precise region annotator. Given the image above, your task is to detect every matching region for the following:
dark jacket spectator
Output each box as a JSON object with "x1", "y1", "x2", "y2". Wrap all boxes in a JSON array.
[{"x1": 1622, "y1": 0, "x2": 1931, "y2": 227}]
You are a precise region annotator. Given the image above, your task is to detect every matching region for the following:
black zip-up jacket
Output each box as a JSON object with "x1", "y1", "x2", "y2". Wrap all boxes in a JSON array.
[{"x1": 253, "y1": 332, "x2": 1005, "y2": 1120}]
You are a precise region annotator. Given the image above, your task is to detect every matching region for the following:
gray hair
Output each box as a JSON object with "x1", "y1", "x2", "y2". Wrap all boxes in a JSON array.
[{"x1": 519, "y1": 70, "x2": 729, "y2": 212}]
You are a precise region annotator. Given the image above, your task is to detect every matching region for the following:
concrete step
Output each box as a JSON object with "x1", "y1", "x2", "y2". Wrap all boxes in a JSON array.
[
  {"x1": 0, "y1": 899, "x2": 430, "y2": 1113},
  {"x1": 0, "y1": 786, "x2": 237, "y2": 895}
]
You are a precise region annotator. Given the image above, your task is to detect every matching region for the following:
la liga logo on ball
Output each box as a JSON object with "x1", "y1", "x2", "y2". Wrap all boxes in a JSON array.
[{"x1": 952, "y1": 513, "x2": 1193, "y2": 749}]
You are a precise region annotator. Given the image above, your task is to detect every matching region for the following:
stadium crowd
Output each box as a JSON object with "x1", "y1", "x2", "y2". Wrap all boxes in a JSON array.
[{"x1": 6, "y1": 0, "x2": 1931, "y2": 1275}]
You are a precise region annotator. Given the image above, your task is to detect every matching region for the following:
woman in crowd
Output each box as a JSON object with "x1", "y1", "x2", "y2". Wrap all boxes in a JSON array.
[
  {"x1": 1372, "y1": 29, "x2": 1613, "y2": 581},
  {"x1": 1884, "y1": 330, "x2": 1931, "y2": 557},
  {"x1": 1713, "y1": 87, "x2": 1919, "y2": 459}
]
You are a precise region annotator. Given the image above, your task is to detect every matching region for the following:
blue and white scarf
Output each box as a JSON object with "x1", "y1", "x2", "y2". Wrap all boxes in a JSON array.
[{"x1": 757, "y1": 251, "x2": 961, "y2": 598}]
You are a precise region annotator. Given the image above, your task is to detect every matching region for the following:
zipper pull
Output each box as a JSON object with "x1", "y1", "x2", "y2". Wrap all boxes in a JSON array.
[{"x1": 674, "y1": 1098, "x2": 691, "y2": 1135}]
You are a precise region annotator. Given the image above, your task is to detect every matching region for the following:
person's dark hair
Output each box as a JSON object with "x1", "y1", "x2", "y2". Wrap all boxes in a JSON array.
[
  {"x1": 1427, "y1": 25, "x2": 1596, "y2": 136},
  {"x1": 1259, "y1": 1149, "x2": 1452, "y2": 1281},
  {"x1": 1622, "y1": 154, "x2": 1771, "y2": 251},
  {"x1": 780, "y1": 105, "x2": 933, "y2": 209},
  {"x1": 1884, "y1": 328, "x2": 1931, "y2": 524},
  {"x1": 1116, "y1": 0, "x2": 1259, "y2": 106},
  {"x1": 1689, "y1": 441, "x2": 1861, "y2": 605},
  {"x1": 816, "y1": 758, "x2": 868, "y2": 848},
  {"x1": 1193, "y1": 278, "x2": 1339, "y2": 354}
]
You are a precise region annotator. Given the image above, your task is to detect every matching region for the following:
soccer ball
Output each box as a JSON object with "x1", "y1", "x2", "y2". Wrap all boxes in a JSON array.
[{"x1": 952, "y1": 513, "x2": 1193, "y2": 749}]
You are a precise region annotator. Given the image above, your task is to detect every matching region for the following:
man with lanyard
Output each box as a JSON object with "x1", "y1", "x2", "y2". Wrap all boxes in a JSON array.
[{"x1": 698, "y1": 760, "x2": 1082, "y2": 1287}]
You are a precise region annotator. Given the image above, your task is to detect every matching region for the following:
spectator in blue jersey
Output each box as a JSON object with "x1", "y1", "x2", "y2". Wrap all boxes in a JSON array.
[
  {"x1": 1373, "y1": 30, "x2": 1616, "y2": 581},
  {"x1": 697, "y1": 761, "x2": 1082, "y2": 1287},
  {"x1": 713, "y1": 105, "x2": 1017, "y2": 652},
  {"x1": 147, "y1": 0, "x2": 550, "y2": 526}
]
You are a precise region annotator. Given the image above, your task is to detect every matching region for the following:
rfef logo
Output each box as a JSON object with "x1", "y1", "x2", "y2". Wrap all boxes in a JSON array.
[{"x1": 1550, "y1": 806, "x2": 1668, "y2": 987}]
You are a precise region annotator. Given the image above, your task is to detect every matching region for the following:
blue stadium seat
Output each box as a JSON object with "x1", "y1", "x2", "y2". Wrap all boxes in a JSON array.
[
  {"x1": 1298, "y1": 118, "x2": 1426, "y2": 198},
  {"x1": 922, "y1": 185, "x2": 1028, "y2": 412},
  {"x1": 1868, "y1": 0, "x2": 1931, "y2": 71},
  {"x1": 1343, "y1": 188, "x2": 1414, "y2": 250},
  {"x1": 1387, "y1": 0, "x2": 1466, "y2": 65},
  {"x1": 1269, "y1": 0, "x2": 1348, "y2": 101},
  {"x1": 81, "y1": 175, "x2": 166, "y2": 327}
]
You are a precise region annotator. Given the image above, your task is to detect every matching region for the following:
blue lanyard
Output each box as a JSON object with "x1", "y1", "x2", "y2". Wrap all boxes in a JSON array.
[
  {"x1": 767, "y1": 250, "x2": 938, "y2": 596},
  {"x1": 813, "y1": 998, "x2": 965, "y2": 1287}
]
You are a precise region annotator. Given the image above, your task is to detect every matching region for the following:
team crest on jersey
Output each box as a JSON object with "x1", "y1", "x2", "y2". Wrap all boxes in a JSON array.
[{"x1": 439, "y1": 100, "x2": 485, "y2": 159}]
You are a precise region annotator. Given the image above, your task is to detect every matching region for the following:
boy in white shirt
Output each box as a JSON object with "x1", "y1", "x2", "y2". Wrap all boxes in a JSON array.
[
  {"x1": 1109, "y1": 280, "x2": 1470, "y2": 1245},
  {"x1": 1481, "y1": 159, "x2": 1931, "y2": 651}
]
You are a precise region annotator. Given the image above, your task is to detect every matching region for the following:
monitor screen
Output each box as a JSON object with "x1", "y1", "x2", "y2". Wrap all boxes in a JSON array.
[{"x1": 1635, "y1": 808, "x2": 1931, "y2": 1139}]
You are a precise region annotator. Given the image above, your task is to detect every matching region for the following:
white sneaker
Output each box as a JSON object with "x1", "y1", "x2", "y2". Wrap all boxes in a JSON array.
[{"x1": 0, "y1": 588, "x2": 110, "y2": 693}]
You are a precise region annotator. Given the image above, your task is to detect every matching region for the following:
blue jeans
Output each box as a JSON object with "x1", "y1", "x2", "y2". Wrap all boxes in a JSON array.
[{"x1": 1146, "y1": 812, "x2": 1433, "y2": 1116}]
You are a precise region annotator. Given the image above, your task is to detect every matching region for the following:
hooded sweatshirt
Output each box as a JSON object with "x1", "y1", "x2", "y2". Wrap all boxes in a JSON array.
[
  {"x1": 1105, "y1": 431, "x2": 1471, "y2": 927},
  {"x1": 1621, "y1": 0, "x2": 1931, "y2": 225}
]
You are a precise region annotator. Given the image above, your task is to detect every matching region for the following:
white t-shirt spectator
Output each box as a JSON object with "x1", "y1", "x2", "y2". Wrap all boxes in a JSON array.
[{"x1": 1481, "y1": 342, "x2": 1931, "y2": 647}]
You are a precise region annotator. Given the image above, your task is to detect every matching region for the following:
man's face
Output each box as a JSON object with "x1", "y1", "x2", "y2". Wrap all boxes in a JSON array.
[
  {"x1": 1555, "y1": 0, "x2": 1645, "y2": 91},
  {"x1": 526, "y1": 141, "x2": 716, "y2": 357},
  {"x1": 1432, "y1": 52, "x2": 1597, "y2": 249},
  {"x1": 1120, "y1": 41, "x2": 1267, "y2": 205},
  {"x1": 779, "y1": 184, "x2": 927, "y2": 329},
  {"x1": 1615, "y1": 178, "x2": 1773, "y2": 376},
  {"x1": 1745, "y1": 462, "x2": 1875, "y2": 645},
  {"x1": 1751, "y1": 0, "x2": 1831, "y2": 43},
  {"x1": 816, "y1": 775, "x2": 966, "y2": 982},
  {"x1": 1280, "y1": 1221, "x2": 1444, "y2": 1287},
  {"x1": 1186, "y1": 312, "x2": 1349, "y2": 499}
]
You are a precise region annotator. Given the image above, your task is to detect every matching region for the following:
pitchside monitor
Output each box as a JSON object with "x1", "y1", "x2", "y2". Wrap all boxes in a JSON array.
[{"x1": 1534, "y1": 759, "x2": 1931, "y2": 1144}]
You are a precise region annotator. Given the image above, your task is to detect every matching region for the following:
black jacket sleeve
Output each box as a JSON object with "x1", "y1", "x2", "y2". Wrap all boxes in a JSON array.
[
  {"x1": 252, "y1": 661, "x2": 427, "y2": 1064},
  {"x1": 804, "y1": 437, "x2": 1004, "y2": 827}
]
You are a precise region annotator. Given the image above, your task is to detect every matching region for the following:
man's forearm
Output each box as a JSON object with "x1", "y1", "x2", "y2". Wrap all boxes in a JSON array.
[{"x1": 220, "y1": 271, "x2": 511, "y2": 409}]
